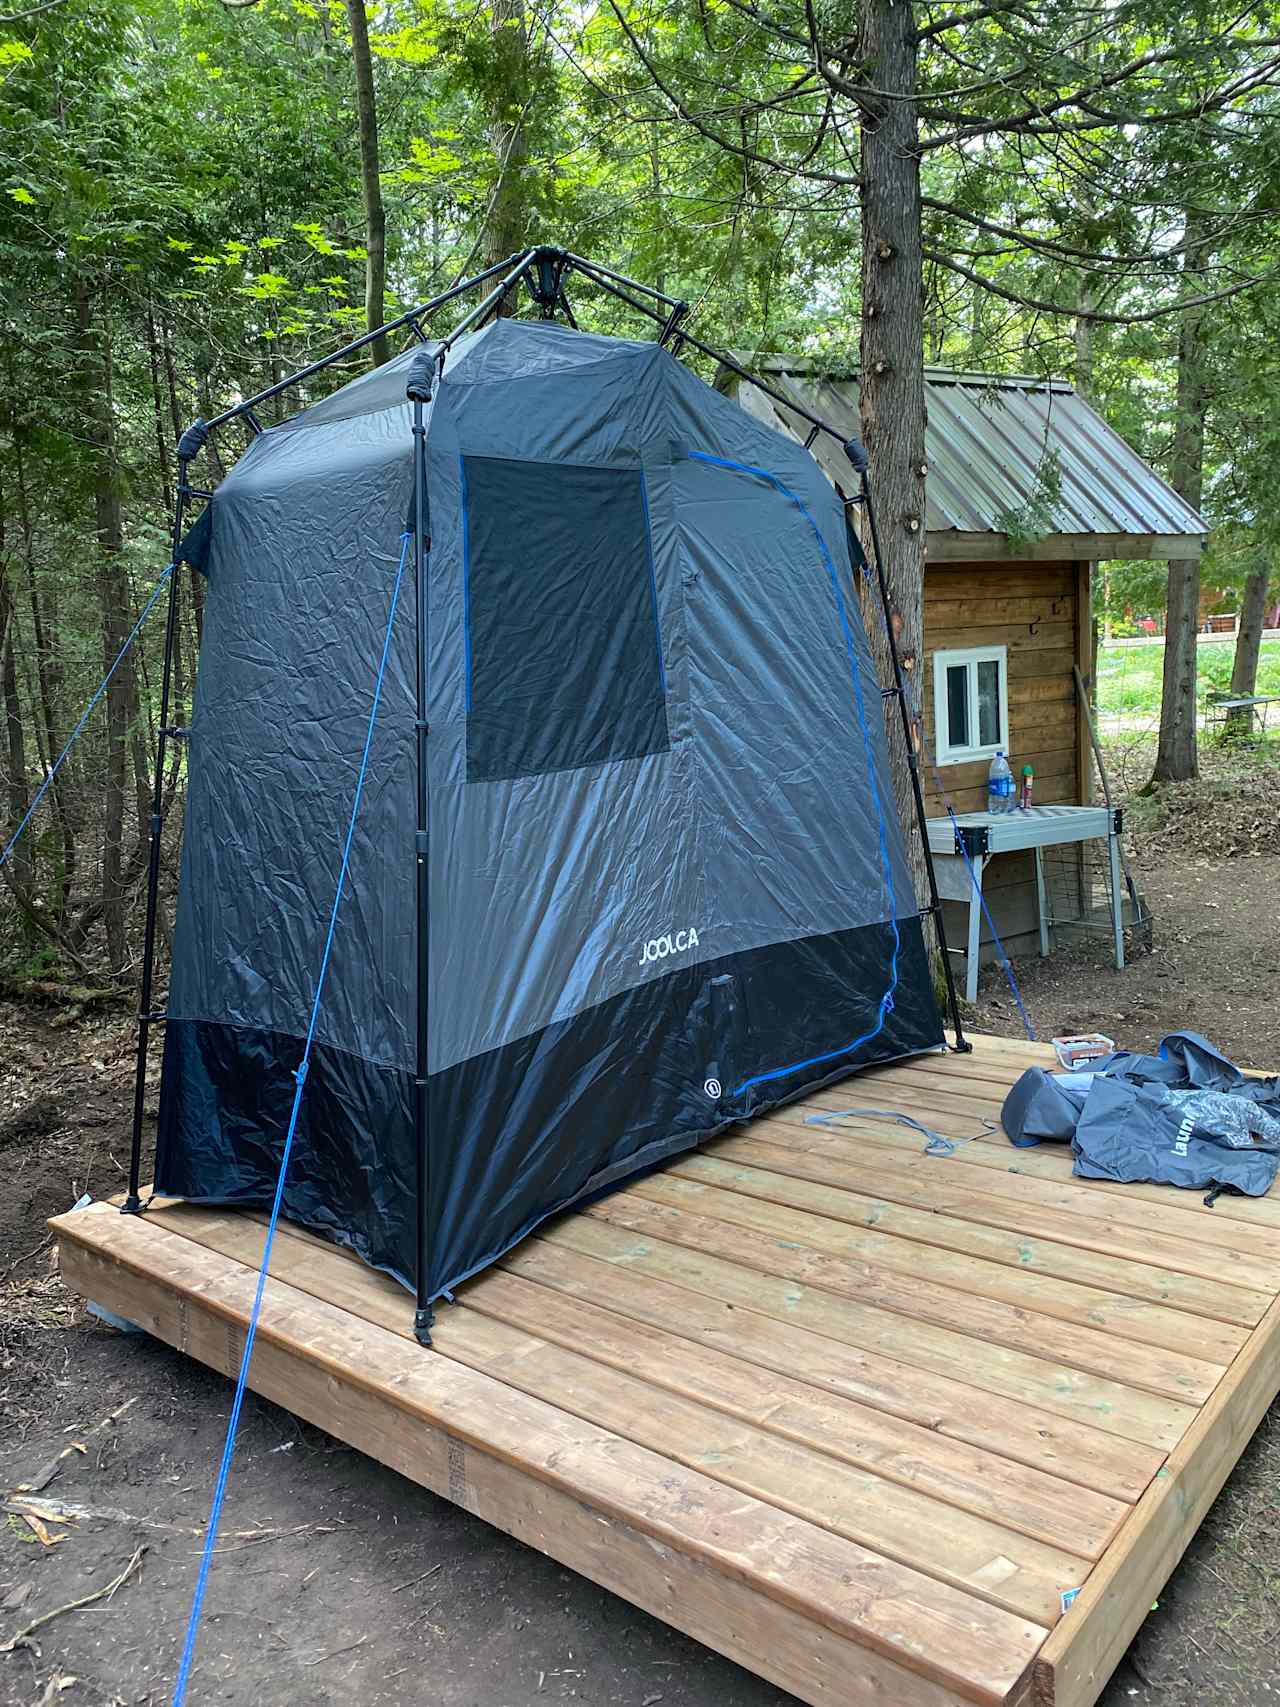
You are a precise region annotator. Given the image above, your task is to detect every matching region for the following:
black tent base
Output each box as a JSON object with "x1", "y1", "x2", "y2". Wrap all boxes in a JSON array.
[
  {"x1": 124, "y1": 243, "x2": 971, "y2": 1347},
  {"x1": 59, "y1": 1031, "x2": 1280, "y2": 1707}
]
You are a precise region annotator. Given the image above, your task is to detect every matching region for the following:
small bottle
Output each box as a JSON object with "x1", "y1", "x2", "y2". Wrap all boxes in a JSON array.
[
  {"x1": 987, "y1": 750, "x2": 1014, "y2": 815},
  {"x1": 1020, "y1": 763, "x2": 1034, "y2": 811}
]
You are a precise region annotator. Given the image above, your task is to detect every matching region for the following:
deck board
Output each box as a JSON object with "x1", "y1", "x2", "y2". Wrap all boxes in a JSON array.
[
  {"x1": 699, "y1": 1140, "x2": 1269, "y2": 1334},
  {"x1": 752, "y1": 1115, "x2": 1280, "y2": 1291},
  {"x1": 50, "y1": 1034, "x2": 1280, "y2": 1707},
  {"x1": 629, "y1": 1168, "x2": 1239, "y2": 1378}
]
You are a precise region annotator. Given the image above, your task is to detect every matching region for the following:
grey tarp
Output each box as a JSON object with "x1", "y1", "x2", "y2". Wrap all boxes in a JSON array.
[
  {"x1": 155, "y1": 318, "x2": 942, "y2": 1298},
  {"x1": 1001, "y1": 1031, "x2": 1280, "y2": 1197}
]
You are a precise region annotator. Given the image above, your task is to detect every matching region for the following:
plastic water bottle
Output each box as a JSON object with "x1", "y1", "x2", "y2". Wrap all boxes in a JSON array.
[{"x1": 987, "y1": 750, "x2": 1014, "y2": 814}]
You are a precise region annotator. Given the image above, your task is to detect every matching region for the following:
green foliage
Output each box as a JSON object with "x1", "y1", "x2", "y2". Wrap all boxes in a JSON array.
[
  {"x1": 2, "y1": 0, "x2": 1280, "y2": 968},
  {"x1": 1096, "y1": 639, "x2": 1280, "y2": 717},
  {"x1": 993, "y1": 450, "x2": 1065, "y2": 553}
]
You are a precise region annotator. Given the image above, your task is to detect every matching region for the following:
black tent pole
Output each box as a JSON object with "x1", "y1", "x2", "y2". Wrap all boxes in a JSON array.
[
  {"x1": 564, "y1": 258, "x2": 844, "y2": 453},
  {"x1": 123, "y1": 424, "x2": 206, "y2": 1212},
  {"x1": 847, "y1": 450, "x2": 971, "y2": 1053},
  {"x1": 201, "y1": 252, "x2": 529, "y2": 434},
  {"x1": 562, "y1": 251, "x2": 683, "y2": 310},
  {"x1": 407, "y1": 355, "x2": 435, "y2": 1346},
  {"x1": 437, "y1": 249, "x2": 541, "y2": 354},
  {"x1": 403, "y1": 252, "x2": 540, "y2": 1347}
]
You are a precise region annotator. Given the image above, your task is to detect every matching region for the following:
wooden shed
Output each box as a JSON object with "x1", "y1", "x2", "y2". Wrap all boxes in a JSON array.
[{"x1": 723, "y1": 360, "x2": 1208, "y2": 968}]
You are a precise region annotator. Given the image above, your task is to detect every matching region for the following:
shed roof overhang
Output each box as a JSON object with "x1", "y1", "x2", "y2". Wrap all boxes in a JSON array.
[{"x1": 724, "y1": 358, "x2": 1209, "y2": 564}]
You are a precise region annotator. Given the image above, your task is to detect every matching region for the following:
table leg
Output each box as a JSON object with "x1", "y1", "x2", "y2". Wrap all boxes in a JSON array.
[
  {"x1": 1107, "y1": 830, "x2": 1125, "y2": 971},
  {"x1": 1033, "y1": 847, "x2": 1050, "y2": 957},
  {"x1": 965, "y1": 854, "x2": 985, "y2": 1004}
]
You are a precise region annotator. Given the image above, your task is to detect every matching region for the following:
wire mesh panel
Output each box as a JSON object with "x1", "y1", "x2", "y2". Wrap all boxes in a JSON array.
[{"x1": 1041, "y1": 842, "x2": 1151, "y2": 955}]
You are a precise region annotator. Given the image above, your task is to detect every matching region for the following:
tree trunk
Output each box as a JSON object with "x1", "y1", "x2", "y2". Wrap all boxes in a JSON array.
[
  {"x1": 1151, "y1": 210, "x2": 1210, "y2": 786},
  {"x1": 483, "y1": 0, "x2": 531, "y2": 300},
  {"x1": 75, "y1": 279, "x2": 137, "y2": 972},
  {"x1": 0, "y1": 566, "x2": 32, "y2": 897},
  {"x1": 6, "y1": 402, "x2": 77, "y2": 918},
  {"x1": 145, "y1": 294, "x2": 175, "y2": 519},
  {"x1": 344, "y1": 0, "x2": 389, "y2": 365},
  {"x1": 856, "y1": 0, "x2": 928, "y2": 905},
  {"x1": 1225, "y1": 558, "x2": 1270, "y2": 738}
]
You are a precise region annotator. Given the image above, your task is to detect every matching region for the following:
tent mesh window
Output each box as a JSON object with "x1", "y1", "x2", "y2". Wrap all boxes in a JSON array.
[{"x1": 461, "y1": 454, "x2": 669, "y2": 783}]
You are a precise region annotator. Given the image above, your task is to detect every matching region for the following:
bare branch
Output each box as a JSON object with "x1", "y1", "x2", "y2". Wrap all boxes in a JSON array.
[
  {"x1": 923, "y1": 244, "x2": 1277, "y2": 323},
  {"x1": 915, "y1": 0, "x2": 1032, "y2": 44},
  {"x1": 605, "y1": 0, "x2": 859, "y2": 185},
  {"x1": 0, "y1": 0, "x2": 70, "y2": 17}
]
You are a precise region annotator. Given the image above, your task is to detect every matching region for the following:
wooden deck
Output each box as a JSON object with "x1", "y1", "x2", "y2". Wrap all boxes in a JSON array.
[{"x1": 51, "y1": 1034, "x2": 1280, "y2": 1707}]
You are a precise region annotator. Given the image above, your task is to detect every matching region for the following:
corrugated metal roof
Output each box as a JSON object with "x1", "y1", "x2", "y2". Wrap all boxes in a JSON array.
[{"x1": 728, "y1": 359, "x2": 1207, "y2": 544}]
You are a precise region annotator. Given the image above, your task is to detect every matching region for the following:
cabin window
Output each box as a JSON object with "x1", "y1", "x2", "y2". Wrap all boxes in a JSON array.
[{"x1": 932, "y1": 645, "x2": 1009, "y2": 765}]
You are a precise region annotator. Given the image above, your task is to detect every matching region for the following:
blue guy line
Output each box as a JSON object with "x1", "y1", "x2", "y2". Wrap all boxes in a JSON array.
[
  {"x1": 638, "y1": 469, "x2": 668, "y2": 693},
  {"x1": 686, "y1": 452, "x2": 901, "y2": 1095},
  {"x1": 938, "y1": 797, "x2": 1037, "y2": 1042},
  {"x1": 852, "y1": 545, "x2": 1036, "y2": 1044},
  {"x1": 170, "y1": 532, "x2": 412, "y2": 1707},
  {"x1": 0, "y1": 562, "x2": 176, "y2": 873}
]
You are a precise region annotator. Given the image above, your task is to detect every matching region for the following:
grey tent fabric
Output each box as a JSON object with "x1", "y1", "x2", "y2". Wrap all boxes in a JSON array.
[
  {"x1": 1001, "y1": 1032, "x2": 1280, "y2": 1197},
  {"x1": 154, "y1": 318, "x2": 943, "y2": 1299},
  {"x1": 1073, "y1": 1079, "x2": 1280, "y2": 1196}
]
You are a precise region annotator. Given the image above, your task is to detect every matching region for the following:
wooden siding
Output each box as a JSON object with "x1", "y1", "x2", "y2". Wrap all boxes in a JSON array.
[{"x1": 917, "y1": 560, "x2": 1088, "y2": 970}]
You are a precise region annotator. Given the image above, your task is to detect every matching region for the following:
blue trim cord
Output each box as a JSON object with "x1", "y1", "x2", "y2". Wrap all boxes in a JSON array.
[
  {"x1": 170, "y1": 532, "x2": 412, "y2": 1707},
  {"x1": 638, "y1": 469, "x2": 668, "y2": 692},
  {"x1": 685, "y1": 452, "x2": 901, "y2": 1095},
  {"x1": 848, "y1": 526, "x2": 1036, "y2": 1041},
  {"x1": 0, "y1": 562, "x2": 177, "y2": 873},
  {"x1": 459, "y1": 455, "x2": 473, "y2": 711}
]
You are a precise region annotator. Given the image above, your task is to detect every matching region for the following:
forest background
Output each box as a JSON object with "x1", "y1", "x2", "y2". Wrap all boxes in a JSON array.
[{"x1": 1, "y1": 0, "x2": 1278, "y2": 982}]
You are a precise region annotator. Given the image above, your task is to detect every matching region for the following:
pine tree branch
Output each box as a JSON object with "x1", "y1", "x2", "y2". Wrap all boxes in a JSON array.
[
  {"x1": 920, "y1": 195, "x2": 1239, "y2": 271},
  {"x1": 918, "y1": 40, "x2": 1280, "y2": 151},
  {"x1": 605, "y1": 0, "x2": 859, "y2": 184},
  {"x1": 915, "y1": 0, "x2": 1034, "y2": 43},
  {"x1": 923, "y1": 244, "x2": 1277, "y2": 323}
]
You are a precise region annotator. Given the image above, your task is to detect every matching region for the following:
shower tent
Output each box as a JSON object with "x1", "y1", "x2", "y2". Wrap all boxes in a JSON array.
[{"x1": 151, "y1": 308, "x2": 945, "y2": 1328}]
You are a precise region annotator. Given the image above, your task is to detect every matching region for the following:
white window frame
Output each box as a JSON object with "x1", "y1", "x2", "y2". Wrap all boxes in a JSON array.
[{"x1": 933, "y1": 644, "x2": 1009, "y2": 766}]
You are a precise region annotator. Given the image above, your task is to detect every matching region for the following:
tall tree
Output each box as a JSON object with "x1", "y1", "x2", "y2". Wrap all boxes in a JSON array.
[
  {"x1": 1227, "y1": 555, "x2": 1274, "y2": 735},
  {"x1": 484, "y1": 0, "x2": 532, "y2": 283},
  {"x1": 344, "y1": 0, "x2": 389, "y2": 364},
  {"x1": 604, "y1": 0, "x2": 1280, "y2": 826},
  {"x1": 1152, "y1": 209, "x2": 1212, "y2": 785},
  {"x1": 856, "y1": 0, "x2": 928, "y2": 841}
]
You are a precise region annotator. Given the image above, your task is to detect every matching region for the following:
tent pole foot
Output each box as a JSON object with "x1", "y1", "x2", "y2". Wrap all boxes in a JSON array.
[
  {"x1": 413, "y1": 1306, "x2": 435, "y2": 1348},
  {"x1": 120, "y1": 1194, "x2": 145, "y2": 1216}
]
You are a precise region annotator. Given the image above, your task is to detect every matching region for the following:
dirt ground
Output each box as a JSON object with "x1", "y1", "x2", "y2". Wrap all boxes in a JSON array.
[{"x1": 3, "y1": 751, "x2": 1279, "y2": 1706}]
